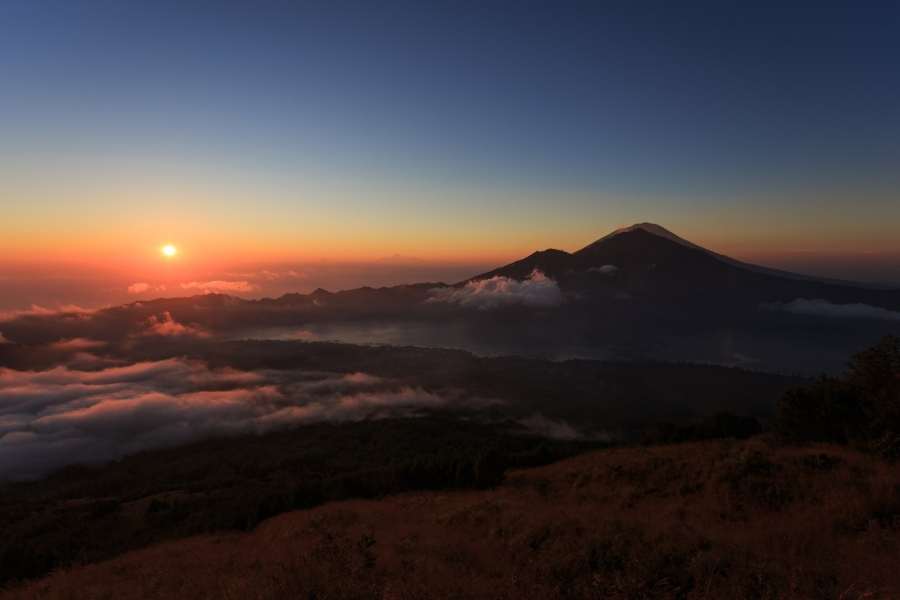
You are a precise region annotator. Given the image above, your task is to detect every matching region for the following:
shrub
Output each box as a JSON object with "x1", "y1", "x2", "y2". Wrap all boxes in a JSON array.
[
  {"x1": 775, "y1": 377, "x2": 864, "y2": 442},
  {"x1": 848, "y1": 335, "x2": 900, "y2": 437},
  {"x1": 642, "y1": 412, "x2": 762, "y2": 445},
  {"x1": 776, "y1": 336, "x2": 900, "y2": 448}
]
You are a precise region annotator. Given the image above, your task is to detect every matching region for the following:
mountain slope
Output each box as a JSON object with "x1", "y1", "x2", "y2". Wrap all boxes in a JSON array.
[
  {"x1": 1, "y1": 223, "x2": 896, "y2": 373},
  {"x1": 468, "y1": 248, "x2": 572, "y2": 281},
  {"x1": 472, "y1": 223, "x2": 900, "y2": 309},
  {"x1": 6, "y1": 439, "x2": 898, "y2": 599},
  {"x1": 589, "y1": 223, "x2": 876, "y2": 286}
]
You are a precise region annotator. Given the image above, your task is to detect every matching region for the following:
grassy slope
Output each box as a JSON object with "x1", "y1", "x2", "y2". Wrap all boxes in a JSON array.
[
  {"x1": 0, "y1": 419, "x2": 598, "y2": 585},
  {"x1": 5, "y1": 438, "x2": 899, "y2": 600}
]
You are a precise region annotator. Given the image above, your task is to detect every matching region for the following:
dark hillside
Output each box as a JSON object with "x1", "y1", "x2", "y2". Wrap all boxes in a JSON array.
[
  {"x1": 6, "y1": 438, "x2": 899, "y2": 599},
  {"x1": 0, "y1": 418, "x2": 599, "y2": 586}
]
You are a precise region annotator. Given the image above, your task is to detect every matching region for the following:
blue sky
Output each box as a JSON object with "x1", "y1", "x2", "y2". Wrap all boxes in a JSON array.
[{"x1": 1, "y1": 1, "x2": 899, "y2": 275}]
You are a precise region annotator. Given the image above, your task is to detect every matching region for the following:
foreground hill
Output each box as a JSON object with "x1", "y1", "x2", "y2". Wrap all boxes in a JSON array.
[
  {"x1": 0, "y1": 418, "x2": 604, "y2": 584},
  {"x1": 5, "y1": 437, "x2": 897, "y2": 599}
]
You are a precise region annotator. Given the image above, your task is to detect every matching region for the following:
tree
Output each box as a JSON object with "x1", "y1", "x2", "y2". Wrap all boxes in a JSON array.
[
  {"x1": 847, "y1": 335, "x2": 900, "y2": 436},
  {"x1": 776, "y1": 336, "x2": 900, "y2": 447}
]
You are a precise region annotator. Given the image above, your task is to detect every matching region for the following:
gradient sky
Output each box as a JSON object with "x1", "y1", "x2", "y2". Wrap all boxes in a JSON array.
[{"x1": 2, "y1": 1, "x2": 900, "y2": 300}]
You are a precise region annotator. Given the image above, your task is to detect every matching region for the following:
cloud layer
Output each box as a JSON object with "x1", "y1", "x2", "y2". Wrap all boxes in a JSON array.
[
  {"x1": 142, "y1": 312, "x2": 209, "y2": 338},
  {"x1": 0, "y1": 304, "x2": 94, "y2": 323},
  {"x1": 127, "y1": 282, "x2": 167, "y2": 294},
  {"x1": 429, "y1": 270, "x2": 563, "y2": 310},
  {"x1": 764, "y1": 298, "x2": 900, "y2": 321},
  {"x1": 588, "y1": 264, "x2": 619, "y2": 275},
  {"x1": 180, "y1": 280, "x2": 257, "y2": 293},
  {"x1": 0, "y1": 358, "x2": 461, "y2": 480},
  {"x1": 517, "y1": 413, "x2": 581, "y2": 440}
]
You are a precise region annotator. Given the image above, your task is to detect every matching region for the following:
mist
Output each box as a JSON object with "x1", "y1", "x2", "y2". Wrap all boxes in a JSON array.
[{"x1": 0, "y1": 260, "x2": 494, "y2": 312}]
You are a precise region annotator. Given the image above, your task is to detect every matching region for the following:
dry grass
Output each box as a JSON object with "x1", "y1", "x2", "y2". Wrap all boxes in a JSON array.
[{"x1": 4, "y1": 438, "x2": 899, "y2": 599}]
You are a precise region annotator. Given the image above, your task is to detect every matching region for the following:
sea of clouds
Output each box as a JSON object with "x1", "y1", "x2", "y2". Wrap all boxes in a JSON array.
[{"x1": 0, "y1": 356, "x2": 472, "y2": 481}]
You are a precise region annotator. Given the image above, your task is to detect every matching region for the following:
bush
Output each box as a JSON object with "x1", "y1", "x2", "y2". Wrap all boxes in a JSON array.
[
  {"x1": 849, "y1": 335, "x2": 900, "y2": 436},
  {"x1": 642, "y1": 412, "x2": 762, "y2": 445},
  {"x1": 776, "y1": 377, "x2": 864, "y2": 442},
  {"x1": 776, "y1": 336, "x2": 900, "y2": 446}
]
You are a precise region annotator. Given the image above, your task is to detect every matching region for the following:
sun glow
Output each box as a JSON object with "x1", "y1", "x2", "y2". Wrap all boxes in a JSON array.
[{"x1": 161, "y1": 244, "x2": 178, "y2": 258}]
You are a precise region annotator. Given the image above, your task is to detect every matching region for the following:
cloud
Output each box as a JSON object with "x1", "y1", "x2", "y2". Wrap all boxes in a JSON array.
[
  {"x1": 0, "y1": 360, "x2": 468, "y2": 480},
  {"x1": 128, "y1": 282, "x2": 151, "y2": 294},
  {"x1": 142, "y1": 312, "x2": 209, "y2": 338},
  {"x1": 0, "y1": 304, "x2": 94, "y2": 322},
  {"x1": 127, "y1": 282, "x2": 166, "y2": 294},
  {"x1": 180, "y1": 280, "x2": 257, "y2": 294},
  {"x1": 258, "y1": 269, "x2": 307, "y2": 281},
  {"x1": 517, "y1": 413, "x2": 581, "y2": 440},
  {"x1": 64, "y1": 352, "x2": 124, "y2": 370},
  {"x1": 588, "y1": 264, "x2": 619, "y2": 275},
  {"x1": 49, "y1": 338, "x2": 107, "y2": 351},
  {"x1": 731, "y1": 353, "x2": 759, "y2": 366},
  {"x1": 280, "y1": 328, "x2": 320, "y2": 341},
  {"x1": 517, "y1": 413, "x2": 613, "y2": 443},
  {"x1": 225, "y1": 269, "x2": 307, "y2": 281},
  {"x1": 257, "y1": 387, "x2": 447, "y2": 427},
  {"x1": 428, "y1": 270, "x2": 563, "y2": 310},
  {"x1": 764, "y1": 298, "x2": 900, "y2": 321}
]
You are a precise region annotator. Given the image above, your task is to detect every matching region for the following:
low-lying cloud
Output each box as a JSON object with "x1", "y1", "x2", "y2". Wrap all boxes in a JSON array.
[
  {"x1": 181, "y1": 280, "x2": 257, "y2": 294},
  {"x1": 226, "y1": 269, "x2": 308, "y2": 282},
  {"x1": 588, "y1": 264, "x2": 619, "y2": 275},
  {"x1": 49, "y1": 338, "x2": 107, "y2": 351},
  {"x1": 764, "y1": 298, "x2": 900, "y2": 321},
  {"x1": 517, "y1": 413, "x2": 581, "y2": 440},
  {"x1": 128, "y1": 282, "x2": 151, "y2": 294},
  {"x1": 0, "y1": 358, "x2": 470, "y2": 480},
  {"x1": 0, "y1": 304, "x2": 94, "y2": 323},
  {"x1": 127, "y1": 282, "x2": 167, "y2": 295},
  {"x1": 428, "y1": 270, "x2": 563, "y2": 310},
  {"x1": 517, "y1": 413, "x2": 612, "y2": 443},
  {"x1": 142, "y1": 312, "x2": 209, "y2": 338}
]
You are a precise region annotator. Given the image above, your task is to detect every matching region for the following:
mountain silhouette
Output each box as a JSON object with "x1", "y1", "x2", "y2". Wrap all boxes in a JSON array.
[
  {"x1": 472, "y1": 223, "x2": 900, "y2": 309},
  {"x1": 1, "y1": 223, "x2": 897, "y2": 374}
]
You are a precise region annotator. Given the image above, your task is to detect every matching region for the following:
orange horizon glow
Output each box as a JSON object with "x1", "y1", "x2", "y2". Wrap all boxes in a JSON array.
[
  {"x1": 2, "y1": 186, "x2": 900, "y2": 278},
  {"x1": 2, "y1": 226, "x2": 900, "y2": 272},
  {"x1": 3, "y1": 166, "x2": 899, "y2": 271}
]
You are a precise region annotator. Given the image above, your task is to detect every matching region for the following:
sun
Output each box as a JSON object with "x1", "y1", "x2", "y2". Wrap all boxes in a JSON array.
[{"x1": 161, "y1": 244, "x2": 177, "y2": 258}]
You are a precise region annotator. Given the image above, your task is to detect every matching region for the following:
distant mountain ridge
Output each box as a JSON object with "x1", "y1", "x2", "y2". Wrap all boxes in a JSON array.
[
  {"x1": 1, "y1": 222, "x2": 897, "y2": 375},
  {"x1": 470, "y1": 223, "x2": 900, "y2": 309},
  {"x1": 475, "y1": 223, "x2": 890, "y2": 287}
]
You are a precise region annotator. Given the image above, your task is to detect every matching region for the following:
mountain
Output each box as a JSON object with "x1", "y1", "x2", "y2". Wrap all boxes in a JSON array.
[
  {"x1": 472, "y1": 223, "x2": 900, "y2": 310},
  {"x1": 1, "y1": 223, "x2": 897, "y2": 373}
]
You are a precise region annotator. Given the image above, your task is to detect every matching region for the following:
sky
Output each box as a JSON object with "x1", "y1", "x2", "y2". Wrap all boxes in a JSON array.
[{"x1": 1, "y1": 0, "x2": 899, "y2": 308}]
